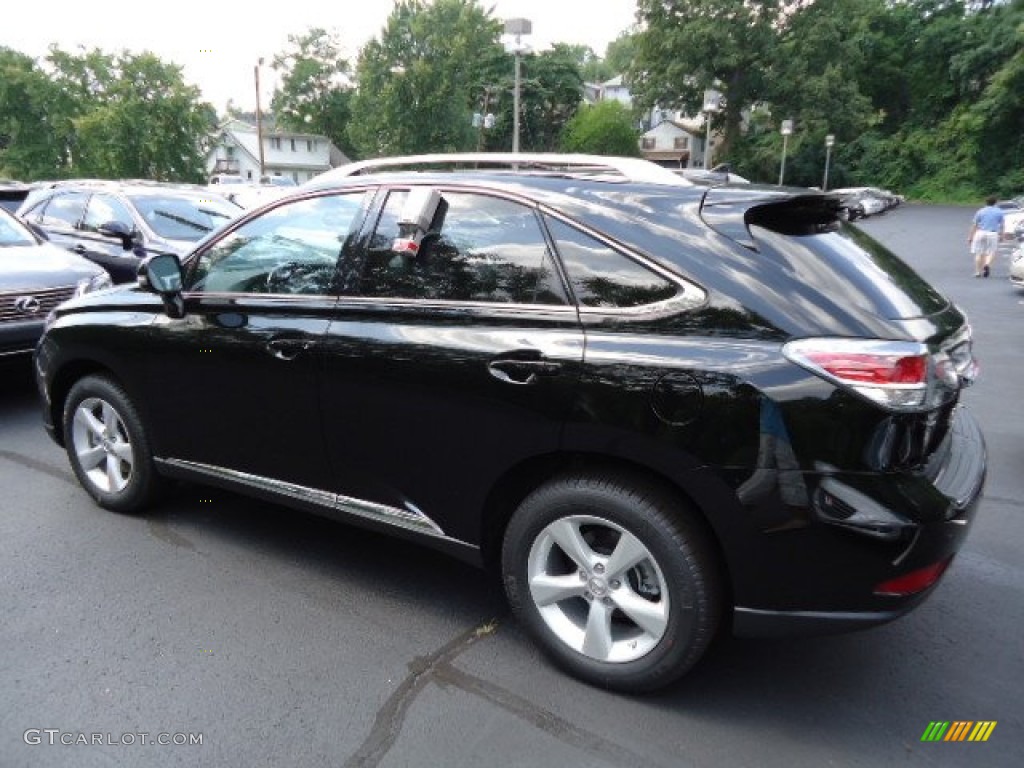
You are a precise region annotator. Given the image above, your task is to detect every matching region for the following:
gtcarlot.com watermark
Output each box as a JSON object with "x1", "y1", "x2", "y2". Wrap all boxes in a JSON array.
[{"x1": 24, "y1": 729, "x2": 203, "y2": 747}]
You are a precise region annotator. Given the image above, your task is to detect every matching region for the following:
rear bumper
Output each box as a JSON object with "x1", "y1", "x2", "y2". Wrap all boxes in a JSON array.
[{"x1": 733, "y1": 405, "x2": 985, "y2": 637}]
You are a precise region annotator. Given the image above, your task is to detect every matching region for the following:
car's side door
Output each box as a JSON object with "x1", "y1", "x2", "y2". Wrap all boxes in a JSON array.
[
  {"x1": 141, "y1": 190, "x2": 373, "y2": 492},
  {"x1": 77, "y1": 193, "x2": 140, "y2": 283},
  {"x1": 319, "y1": 187, "x2": 585, "y2": 545}
]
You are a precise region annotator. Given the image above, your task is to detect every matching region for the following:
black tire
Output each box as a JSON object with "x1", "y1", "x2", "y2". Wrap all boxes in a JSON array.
[
  {"x1": 62, "y1": 374, "x2": 162, "y2": 513},
  {"x1": 501, "y1": 471, "x2": 722, "y2": 693}
]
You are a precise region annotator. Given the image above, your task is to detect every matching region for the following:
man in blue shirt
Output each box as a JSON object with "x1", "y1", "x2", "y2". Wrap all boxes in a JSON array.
[{"x1": 968, "y1": 196, "x2": 1005, "y2": 277}]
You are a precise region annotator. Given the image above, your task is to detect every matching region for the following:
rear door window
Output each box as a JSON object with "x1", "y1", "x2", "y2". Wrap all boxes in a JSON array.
[{"x1": 359, "y1": 190, "x2": 569, "y2": 306}]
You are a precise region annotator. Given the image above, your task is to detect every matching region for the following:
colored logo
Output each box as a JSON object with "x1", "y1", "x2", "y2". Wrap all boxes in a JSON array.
[{"x1": 921, "y1": 721, "x2": 996, "y2": 742}]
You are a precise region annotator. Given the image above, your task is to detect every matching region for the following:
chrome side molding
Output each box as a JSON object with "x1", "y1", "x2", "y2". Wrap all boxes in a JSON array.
[{"x1": 157, "y1": 458, "x2": 447, "y2": 538}]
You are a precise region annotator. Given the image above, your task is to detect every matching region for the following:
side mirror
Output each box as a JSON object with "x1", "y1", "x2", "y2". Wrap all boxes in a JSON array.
[
  {"x1": 138, "y1": 253, "x2": 185, "y2": 319},
  {"x1": 97, "y1": 220, "x2": 139, "y2": 251}
]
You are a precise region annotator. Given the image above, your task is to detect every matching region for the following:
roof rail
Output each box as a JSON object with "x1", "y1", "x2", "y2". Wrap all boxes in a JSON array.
[{"x1": 313, "y1": 153, "x2": 693, "y2": 187}]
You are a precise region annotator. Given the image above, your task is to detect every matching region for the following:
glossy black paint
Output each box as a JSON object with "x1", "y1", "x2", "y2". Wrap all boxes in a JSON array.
[{"x1": 35, "y1": 172, "x2": 986, "y2": 635}]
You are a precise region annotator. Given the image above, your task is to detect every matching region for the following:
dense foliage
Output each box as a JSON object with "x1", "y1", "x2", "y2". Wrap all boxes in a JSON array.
[
  {"x1": 270, "y1": 28, "x2": 358, "y2": 162},
  {"x1": 631, "y1": 0, "x2": 1024, "y2": 198},
  {"x1": 2, "y1": 0, "x2": 1021, "y2": 199},
  {"x1": 0, "y1": 47, "x2": 214, "y2": 182}
]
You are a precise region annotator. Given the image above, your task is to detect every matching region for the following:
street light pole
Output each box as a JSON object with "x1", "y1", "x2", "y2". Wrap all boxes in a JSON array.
[
  {"x1": 504, "y1": 18, "x2": 532, "y2": 154},
  {"x1": 513, "y1": 51, "x2": 522, "y2": 153},
  {"x1": 702, "y1": 89, "x2": 721, "y2": 170},
  {"x1": 823, "y1": 134, "x2": 835, "y2": 191},
  {"x1": 254, "y1": 58, "x2": 266, "y2": 179},
  {"x1": 778, "y1": 118, "x2": 793, "y2": 186}
]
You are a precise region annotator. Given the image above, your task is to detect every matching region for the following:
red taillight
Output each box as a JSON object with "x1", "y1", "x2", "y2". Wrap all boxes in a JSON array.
[
  {"x1": 874, "y1": 557, "x2": 952, "y2": 596},
  {"x1": 783, "y1": 338, "x2": 935, "y2": 411},
  {"x1": 800, "y1": 351, "x2": 927, "y2": 385}
]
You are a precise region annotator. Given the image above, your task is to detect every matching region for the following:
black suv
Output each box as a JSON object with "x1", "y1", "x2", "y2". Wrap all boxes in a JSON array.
[
  {"x1": 18, "y1": 180, "x2": 240, "y2": 284},
  {"x1": 34, "y1": 154, "x2": 986, "y2": 692}
]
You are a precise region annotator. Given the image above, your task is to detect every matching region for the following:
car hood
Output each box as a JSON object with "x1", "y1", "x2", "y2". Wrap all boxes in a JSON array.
[{"x1": 0, "y1": 242, "x2": 105, "y2": 290}]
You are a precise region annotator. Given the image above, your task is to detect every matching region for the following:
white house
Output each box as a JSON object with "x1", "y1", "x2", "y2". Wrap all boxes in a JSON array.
[
  {"x1": 206, "y1": 119, "x2": 349, "y2": 184},
  {"x1": 638, "y1": 118, "x2": 708, "y2": 169}
]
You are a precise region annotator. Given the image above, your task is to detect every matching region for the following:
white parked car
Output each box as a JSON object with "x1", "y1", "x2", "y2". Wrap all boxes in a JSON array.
[{"x1": 1009, "y1": 244, "x2": 1024, "y2": 289}]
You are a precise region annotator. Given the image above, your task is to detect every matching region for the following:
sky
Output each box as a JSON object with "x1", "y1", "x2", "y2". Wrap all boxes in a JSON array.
[{"x1": 3, "y1": 0, "x2": 639, "y2": 113}]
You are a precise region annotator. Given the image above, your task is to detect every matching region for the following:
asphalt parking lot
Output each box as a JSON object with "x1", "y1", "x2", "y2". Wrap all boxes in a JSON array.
[{"x1": 1, "y1": 204, "x2": 1021, "y2": 768}]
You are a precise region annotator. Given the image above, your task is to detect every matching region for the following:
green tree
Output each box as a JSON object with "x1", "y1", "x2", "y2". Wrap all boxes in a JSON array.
[
  {"x1": 270, "y1": 28, "x2": 357, "y2": 160},
  {"x1": 604, "y1": 31, "x2": 638, "y2": 78},
  {"x1": 348, "y1": 0, "x2": 504, "y2": 157},
  {"x1": 561, "y1": 100, "x2": 640, "y2": 156},
  {"x1": 483, "y1": 44, "x2": 585, "y2": 152},
  {"x1": 0, "y1": 48, "x2": 72, "y2": 179},
  {"x1": 631, "y1": 0, "x2": 809, "y2": 157},
  {"x1": 47, "y1": 47, "x2": 213, "y2": 181},
  {"x1": 733, "y1": 0, "x2": 882, "y2": 186}
]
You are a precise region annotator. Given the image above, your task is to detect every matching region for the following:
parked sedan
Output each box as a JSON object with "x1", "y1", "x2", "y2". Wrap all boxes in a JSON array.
[
  {"x1": 1, "y1": 207, "x2": 110, "y2": 359},
  {"x1": 36, "y1": 152, "x2": 985, "y2": 693},
  {"x1": 18, "y1": 181, "x2": 241, "y2": 283}
]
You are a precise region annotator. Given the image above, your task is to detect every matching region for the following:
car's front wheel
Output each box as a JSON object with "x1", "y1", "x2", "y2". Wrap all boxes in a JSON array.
[
  {"x1": 501, "y1": 472, "x2": 722, "y2": 693},
  {"x1": 63, "y1": 375, "x2": 162, "y2": 513}
]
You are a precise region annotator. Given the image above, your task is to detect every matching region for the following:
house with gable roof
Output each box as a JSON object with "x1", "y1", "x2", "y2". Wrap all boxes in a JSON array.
[{"x1": 206, "y1": 119, "x2": 350, "y2": 185}]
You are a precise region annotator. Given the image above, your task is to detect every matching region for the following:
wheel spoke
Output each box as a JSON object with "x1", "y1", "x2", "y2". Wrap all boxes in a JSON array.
[
  {"x1": 581, "y1": 599, "x2": 614, "y2": 659},
  {"x1": 102, "y1": 401, "x2": 120, "y2": 432},
  {"x1": 111, "y1": 441, "x2": 134, "y2": 466},
  {"x1": 604, "y1": 530, "x2": 648, "y2": 581},
  {"x1": 546, "y1": 519, "x2": 595, "y2": 571},
  {"x1": 75, "y1": 407, "x2": 105, "y2": 440},
  {"x1": 106, "y1": 456, "x2": 127, "y2": 492},
  {"x1": 77, "y1": 445, "x2": 106, "y2": 470},
  {"x1": 530, "y1": 572, "x2": 586, "y2": 607},
  {"x1": 612, "y1": 588, "x2": 669, "y2": 639}
]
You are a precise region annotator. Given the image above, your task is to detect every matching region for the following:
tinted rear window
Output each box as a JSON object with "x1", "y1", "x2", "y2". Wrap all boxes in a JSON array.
[{"x1": 749, "y1": 224, "x2": 948, "y2": 321}]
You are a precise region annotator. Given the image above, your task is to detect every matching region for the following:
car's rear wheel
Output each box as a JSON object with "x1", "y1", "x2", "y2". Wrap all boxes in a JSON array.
[
  {"x1": 501, "y1": 472, "x2": 722, "y2": 693},
  {"x1": 63, "y1": 375, "x2": 161, "y2": 513}
]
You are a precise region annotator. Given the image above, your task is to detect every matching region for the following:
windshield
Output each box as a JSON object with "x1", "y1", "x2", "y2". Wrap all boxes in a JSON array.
[
  {"x1": 0, "y1": 209, "x2": 36, "y2": 247},
  {"x1": 130, "y1": 195, "x2": 239, "y2": 241}
]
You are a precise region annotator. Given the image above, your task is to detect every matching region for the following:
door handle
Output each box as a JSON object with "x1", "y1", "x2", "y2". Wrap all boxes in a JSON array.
[
  {"x1": 73, "y1": 245, "x2": 87, "y2": 253},
  {"x1": 487, "y1": 358, "x2": 562, "y2": 386},
  {"x1": 265, "y1": 338, "x2": 313, "y2": 361}
]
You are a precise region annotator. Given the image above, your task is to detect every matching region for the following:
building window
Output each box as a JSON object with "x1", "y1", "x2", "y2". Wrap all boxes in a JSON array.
[
  {"x1": 641, "y1": 137, "x2": 656, "y2": 150},
  {"x1": 226, "y1": 146, "x2": 235, "y2": 158},
  {"x1": 290, "y1": 138, "x2": 296, "y2": 152},
  {"x1": 270, "y1": 137, "x2": 281, "y2": 150},
  {"x1": 307, "y1": 140, "x2": 314, "y2": 152},
  {"x1": 673, "y1": 136, "x2": 689, "y2": 150}
]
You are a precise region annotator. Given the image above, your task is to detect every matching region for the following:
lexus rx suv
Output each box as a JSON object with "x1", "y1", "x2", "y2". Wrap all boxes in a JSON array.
[{"x1": 34, "y1": 154, "x2": 986, "y2": 692}]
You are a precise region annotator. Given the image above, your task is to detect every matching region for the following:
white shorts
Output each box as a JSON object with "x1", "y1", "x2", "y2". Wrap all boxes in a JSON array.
[{"x1": 971, "y1": 230, "x2": 999, "y2": 257}]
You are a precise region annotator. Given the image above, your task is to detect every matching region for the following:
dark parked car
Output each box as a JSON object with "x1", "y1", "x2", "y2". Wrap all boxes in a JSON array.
[
  {"x1": 1, "y1": 207, "x2": 110, "y2": 359},
  {"x1": 35, "y1": 153, "x2": 986, "y2": 693},
  {"x1": 18, "y1": 180, "x2": 240, "y2": 284}
]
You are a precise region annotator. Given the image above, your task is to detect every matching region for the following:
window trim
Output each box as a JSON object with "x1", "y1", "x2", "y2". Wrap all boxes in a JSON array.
[{"x1": 539, "y1": 208, "x2": 708, "y2": 318}]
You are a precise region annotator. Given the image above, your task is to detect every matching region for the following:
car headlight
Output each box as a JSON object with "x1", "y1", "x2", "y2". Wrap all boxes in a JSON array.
[{"x1": 74, "y1": 272, "x2": 113, "y2": 297}]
